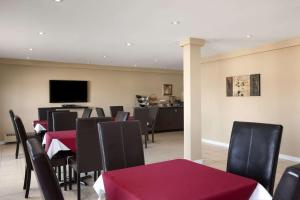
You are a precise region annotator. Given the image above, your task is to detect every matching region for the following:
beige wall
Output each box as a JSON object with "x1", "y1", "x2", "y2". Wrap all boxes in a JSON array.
[
  {"x1": 200, "y1": 39, "x2": 300, "y2": 157},
  {"x1": 0, "y1": 61, "x2": 183, "y2": 140}
]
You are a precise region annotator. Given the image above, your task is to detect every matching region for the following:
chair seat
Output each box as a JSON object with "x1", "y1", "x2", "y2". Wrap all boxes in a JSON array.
[{"x1": 68, "y1": 156, "x2": 77, "y2": 169}]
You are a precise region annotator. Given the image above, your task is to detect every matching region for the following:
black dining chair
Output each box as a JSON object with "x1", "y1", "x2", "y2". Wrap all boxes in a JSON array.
[
  {"x1": 227, "y1": 121, "x2": 283, "y2": 194},
  {"x1": 68, "y1": 118, "x2": 103, "y2": 200},
  {"x1": 47, "y1": 110, "x2": 70, "y2": 131},
  {"x1": 38, "y1": 107, "x2": 56, "y2": 120},
  {"x1": 114, "y1": 111, "x2": 129, "y2": 122},
  {"x1": 109, "y1": 106, "x2": 124, "y2": 118},
  {"x1": 52, "y1": 111, "x2": 77, "y2": 131},
  {"x1": 134, "y1": 107, "x2": 149, "y2": 148},
  {"x1": 273, "y1": 164, "x2": 300, "y2": 200},
  {"x1": 95, "y1": 107, "x2": 105, "y2": 117},
  {"x1": 147, "y1": 106, "x2": 159, "y2": 142},
  {"x1": 26, "y1": 138, "x2": 64, "y2": 200},
  {"x1": 98, "y1": 121, "x2": 145, "y2": 172},
  {"x1": 82, "y1": 108, "x2": 92, "y2": 118}
]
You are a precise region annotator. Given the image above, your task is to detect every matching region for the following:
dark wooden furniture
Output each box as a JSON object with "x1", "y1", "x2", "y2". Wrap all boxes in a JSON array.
[{"x1": 154, "y1": 107, "x2": 183, "y2": 132}]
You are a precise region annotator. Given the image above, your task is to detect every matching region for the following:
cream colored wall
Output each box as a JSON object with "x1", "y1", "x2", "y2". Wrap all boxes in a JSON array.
[
  {"x1": 0, "y1": 62, "x2": 183, "y2": 140},
  {"x1": 200, "y1": 41, "x2": 300, "y2": 157}
]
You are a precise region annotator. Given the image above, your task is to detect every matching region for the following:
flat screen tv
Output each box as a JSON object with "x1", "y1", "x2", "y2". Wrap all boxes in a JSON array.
[{"x1": 49, "y1": 80, "x2": 88, "y2": 103}]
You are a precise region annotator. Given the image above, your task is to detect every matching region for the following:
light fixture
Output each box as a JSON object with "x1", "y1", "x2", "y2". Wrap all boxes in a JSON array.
[
  {"x1": 103, "y1": 55, "x2": 107, "y2": 58},
  {"x1": 28, "y1": 48, "x2": 33, "y2": 51},
  {"x1": 246, "y1": 34, "x2": 253, "y2": 39},
  {"x1": 54, "y1": 0, "x2": 63, "y2": 2},
  {"x1": 171, "y1": 21, "x2": 180, "y2": 25},
  {"x1": 38, "y1": 31, "x2": 45, "y2": 36},
  {"x1": 126, "y1": 42, "x2": 132, "y2": 47}
]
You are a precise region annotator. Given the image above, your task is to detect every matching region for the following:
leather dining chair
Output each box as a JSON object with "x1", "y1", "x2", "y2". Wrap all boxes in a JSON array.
[
  {"x1": 227, "y1": 121, "x2": 283, "y2": 194},
  {"x1": 114, "y1": 111, "x2": 129, "y2": 122},
  {"x1": 47, "y1": 110, "x2": 70, "y2": 131},
  {"x1": 95, "y1": 107, "x2": 105, "y2": 117},
  {"x1": 68, "y1": 118, "x2": 103, "y2": 200},
  {"x1": 147, "y1": 106, "x2": 159, "y2": 143},
  {"x1": 134, "y1": 107, "x2": 149, "y2": 148},
  {"x1": 38, "y1": 107, "x2": 55, "y2": 120},
  {"x1": 9, "y1": 110, "x2": 35, "y2": 159},
  {"x1": 52, "y1": 111, "x2": 77, "y2": 131},
  {"x1": 98, "y1": 121, "x2": 145, "y2": 172},
  {"x1": 273, "y1": 164, "x2": 300, "y2": 200},
  {"x1": 109, "y1": 106, "x2": 124, "y2": 118},
  {"x1": 14, "y1": 115, "x2": 69, "y2": 198},
  {"x1": 82, "y1": 108, "x2": 92, "y2": 118},
  {"x1": 26, "y1": 138, "x2": 64, "y2": 200}
]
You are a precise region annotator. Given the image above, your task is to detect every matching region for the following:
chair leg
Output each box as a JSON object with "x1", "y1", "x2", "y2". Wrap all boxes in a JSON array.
[
  {"x1": 69, "y1": 166, "x2": 72, "y2": 190},
  {"x1": 58, "y1": 166, "x2": 62, "y2": 181},
  {"x1": 144, "y1": 134, "x2": 148, "y2": 148},
  {"x1": 77, "y1": 172, "x2": 81, "y2": 200},
  {"x1": 25, "y1": 168, "x2": 31, "y2": 198},
  {"x1": 94, "y1": 171, "x2": 97, "y2": 181},
  {"x1": 23, "y1": 166, "x2": 27, "y2": 190},
  {"x1": 63, "y1": 165, "x2": 67, "y2": 191},
  {"x1": 15, "y1": 142, "x2": 19, "y2": 159},
  {"x1": 152, "y1": 130, "x2": 155, "y2": 143}
]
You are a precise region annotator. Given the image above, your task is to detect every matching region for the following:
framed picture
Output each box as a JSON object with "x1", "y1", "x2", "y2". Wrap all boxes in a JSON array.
[
  {"x1": 226, "y1": 74, "x2": 260, "y2": 97},
  {"x1": 163, "y1": 84, "x2": 173, "y2": 96}
]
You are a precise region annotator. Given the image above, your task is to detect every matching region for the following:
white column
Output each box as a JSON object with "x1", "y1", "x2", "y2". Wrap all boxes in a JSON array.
[{"x1": 180, "y1": 38, "x2": 205, "y2": 161}]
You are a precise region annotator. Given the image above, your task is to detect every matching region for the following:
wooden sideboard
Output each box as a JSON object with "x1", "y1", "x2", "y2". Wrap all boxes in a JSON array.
[{"x1": 155, "y1": 106, "x2": 183, "y2": 132}]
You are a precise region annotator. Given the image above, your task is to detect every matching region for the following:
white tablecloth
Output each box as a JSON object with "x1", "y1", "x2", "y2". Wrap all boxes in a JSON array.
[
  {"x1": 42, "y1": 137, "x2": 71, "y2": 159},
  {"x1": 34, "y1": 123, "x2": 46, "y2": 133},
  {"x1": 93, "y1": 167, "x2": 272, "y2": 200}
]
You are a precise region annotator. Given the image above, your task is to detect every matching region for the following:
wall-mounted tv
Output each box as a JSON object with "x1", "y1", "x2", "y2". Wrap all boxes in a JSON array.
[{"x1": 49, "y1": 80, "x2": 88, "y2": 103}]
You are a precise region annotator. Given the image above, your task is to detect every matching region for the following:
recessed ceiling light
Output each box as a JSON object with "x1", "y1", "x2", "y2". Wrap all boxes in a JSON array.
[
  {"x1": 171, "y1": 21, "x2": 180, "y2": 25},
  {"x1": 28, "y1": 48, "x2": 33, "y2": 51},
  {"x1": 103, "y1": 55, "x2": 107, "y2": 58},
  {"x1": 38, "y1": 31, "x2": 45, "y2": 36},
  {"x1": 54, "y1": 0, "x2": 63, "y2": 2},
  {"x1": 126, "y1": 42, "x2": 132, "y2": 47},
  {"x1": 246, "y1": 34, "x2": 253, "y2": 39}
]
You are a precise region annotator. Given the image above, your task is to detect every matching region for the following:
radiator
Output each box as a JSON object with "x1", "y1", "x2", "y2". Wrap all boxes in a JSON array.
[{"x1": 4, "y1": 133, "x2": 17, "y2": 143}]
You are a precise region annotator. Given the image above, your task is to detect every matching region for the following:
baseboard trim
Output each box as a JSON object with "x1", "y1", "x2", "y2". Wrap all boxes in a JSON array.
[
  {"x1": 0, "y1": 141, "x2": 5, "y2": 145},
  {"x1": 202, "y1": 138, "x2": 300, "y2": 163}
]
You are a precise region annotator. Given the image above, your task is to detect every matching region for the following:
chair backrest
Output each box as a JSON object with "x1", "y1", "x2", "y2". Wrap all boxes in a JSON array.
[
  {"x1": 52, "y1": 112, "x2": 77, "y2": 131},
  {"x1": 98, "y1": 120, "x2": 145, "y2": 172},
  {"x1": 47, "y1": 110, "x2": 70, "y2": 131},
  {"x1": 148, "y1": 107, "x2": 159, "y2": 128},
  {"x1": 26, "y1": 138, "x2": 64, "y2": 200},
  {"x1": 133, "y1": 107, "x2": 149, "y2": 134},
  {"x1": 38, "y1": 107, "x2": 55, "y2": 120},
  {"x1": 109, "y1": 106, "x2": 124, "y2": 118},
  {"x1": 273, "y1": 164, "x2": 300, "y2": 200},
  {"x1": 14, "y1": 115, "x2": 32, "y2": 169},
  {"x1": 76, "y1": 118, "x2": 103, "y2": 172},
  {"x1": 9, "y1": 110, "x2": 20, "y2": 142},
  {"x1": 115, "y1": 111, "x2": 129, "y2": 122},
  {"x1": 227, "y1": 121, "x2": 283, "y2": 194},
  {"x1": 95, "y1": 107, "x2": 105, "y2": 117},
  {"x1": 82, "y1": 108, "x2": 92, "y2": 118}
]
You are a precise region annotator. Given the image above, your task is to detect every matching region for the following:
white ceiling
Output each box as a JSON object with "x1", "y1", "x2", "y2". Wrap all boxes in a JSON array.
[{"x1": 1, "y1": 0, "x2": 300, "y2": 70}]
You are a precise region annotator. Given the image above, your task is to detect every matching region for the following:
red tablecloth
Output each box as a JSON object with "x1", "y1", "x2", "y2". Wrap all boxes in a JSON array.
[
  {"x1": 45, "y1": 130, "x2": 76, "y2": 153},
  {"x1": 103, "y1": 159, "x2": 257, "y2": 200},
  {"x1": 33, "y1": 120, "x2": 48, "y2": 131}
]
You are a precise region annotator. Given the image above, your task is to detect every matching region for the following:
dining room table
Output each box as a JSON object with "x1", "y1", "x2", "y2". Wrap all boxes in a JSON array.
[{"x1": 93, "y1": 159, "x2": 272, "y2": 200}]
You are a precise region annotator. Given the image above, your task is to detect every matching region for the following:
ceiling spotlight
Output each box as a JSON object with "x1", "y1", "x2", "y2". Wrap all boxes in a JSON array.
[
  {"x1": 103, "y1": 55, "x2": 107, "y2": 58},
  {"x1": 28, "y1": 48, "x2": 33, "y2": 51},
  {"x1": 171, "y1": 21, "x2": 180, "y2": 25},
  {"x1": 126, "y1": 42, "x2": 132, "y2": 47},
  {"x1": 38, "y1": 31, "x2": 45, "y2": 35},
  {"x1": 246, "y1": 34, "x2": 253, "y2": 39},
  {"x1": 54, "y1": 0, "x2": 63, "y2": 2}
]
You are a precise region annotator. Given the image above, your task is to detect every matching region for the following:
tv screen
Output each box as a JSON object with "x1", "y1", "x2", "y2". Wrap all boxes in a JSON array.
[{"x1": 49, "y1": 80, "x2": 88, "y2": 103}]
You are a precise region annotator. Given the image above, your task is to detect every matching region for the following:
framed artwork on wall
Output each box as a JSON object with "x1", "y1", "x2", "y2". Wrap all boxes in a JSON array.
[
  {"x1": 163, "y1": 84, "x2": 173, "y2": 96},
  {"x1": 226, "y1": 74, "x2": 260, "y2": 97}
]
